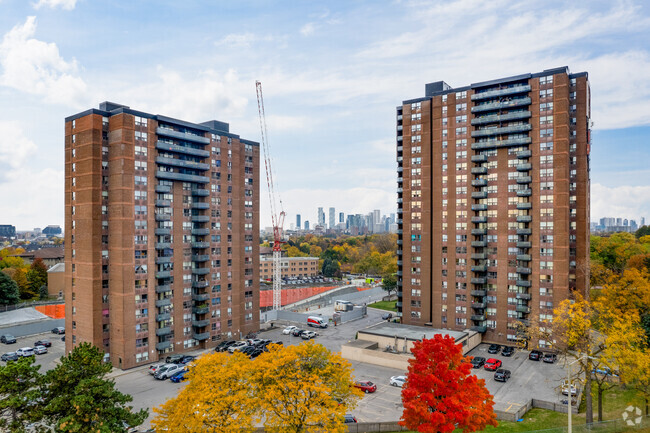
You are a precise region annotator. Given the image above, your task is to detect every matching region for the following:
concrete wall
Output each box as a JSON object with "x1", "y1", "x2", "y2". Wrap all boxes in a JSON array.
[
  {"x1": 356, "y1": 331, "x2": 479, "y2": 355},
  {"x1": 0, "y1": 318, "x2": 65, "y2": 338},
  {"x1": 341, "y1": 341, "x2": 411, "y2": 371}
]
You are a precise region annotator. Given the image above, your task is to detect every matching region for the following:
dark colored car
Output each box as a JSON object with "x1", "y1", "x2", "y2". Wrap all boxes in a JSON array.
[
  {"x1": 51, "y1": 327, "x2": 65, "y2": 335},
  {"x1": 180, "y1": 355, "x2": 196, "y2": 365},
  {"x1": 291, "y1": 328, "x2": 305, "y2": 337},
  {"x1": 487, "y1": 344, "x2": 501, "y2": 354},
  {"x1": 542, "y1": 353, "x2": 557, "y2": 363},
  {"x1": 382, "y1": 312, "x2": 393, "y2": 320},
  {"x1": 502, "y1": 346, "x2": 514, "y2": 357},
  {"x1": 470, "y1": 356, "x2": 486, "y2": 368},
  {"x1": 215, "y1": 340, "x2": 236, "y2": 352},
  {"x1": 494, "y1": 369, "x2": 511, "y2": 382},
  {"x1": 1, "y1": 352, "x2": 19, "y2": 362},
  {"x1": 166, "y1": 354, "x2": 185, "y2": 364},
  {"x1": 170, "y1": 370, "x2": 189, "y2": 383},
  {"x1": 529, "y1": 350, "x2": 543, "y2": 361},
  {"x1": 34, "y1": 340, "x2": 52, "y2": 348},
  {"x1": 484, "y1": 358, "x2": 502, "y2": 371},
  {"x1": 344, "y1": 414, "x2": 358, "y2": 423},
  {"x1": 1, "y1": 335, "x2": 17, "y2": 344}
]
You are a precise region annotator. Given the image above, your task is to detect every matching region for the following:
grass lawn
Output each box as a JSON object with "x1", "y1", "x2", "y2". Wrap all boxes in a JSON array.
[{"x1": 368, "y1": 300, "x2": 397, "y2": 311}]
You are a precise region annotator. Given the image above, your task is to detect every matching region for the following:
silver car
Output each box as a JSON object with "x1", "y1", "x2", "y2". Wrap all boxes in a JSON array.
[{"x1": 34, "y1": 345, "x2": 48, "y2": 355}]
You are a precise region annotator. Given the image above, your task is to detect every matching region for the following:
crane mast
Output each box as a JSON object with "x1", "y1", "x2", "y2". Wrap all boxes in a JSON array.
[{"x1": 255, "y1": 81, "x2": 285, "y2": 311}]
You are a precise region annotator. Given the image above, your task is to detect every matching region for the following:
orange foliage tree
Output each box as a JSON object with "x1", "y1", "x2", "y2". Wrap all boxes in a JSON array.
[{"x1": 399, "y1": 334, "x2": 497, "y2": 433}]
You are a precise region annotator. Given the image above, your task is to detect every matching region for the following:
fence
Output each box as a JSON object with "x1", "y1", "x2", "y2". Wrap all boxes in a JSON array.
[
  {"x1": 533, "y1": 398, "x2": 579, "y2": 414},
  {"x1": 514, "y1": 414, "x2": 650, "y2": 433},
  {"x1": 0, "y1": 299, "x2": 62, "y2": 313}
]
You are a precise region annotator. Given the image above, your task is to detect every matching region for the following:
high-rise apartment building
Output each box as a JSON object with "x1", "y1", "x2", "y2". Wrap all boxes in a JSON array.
[
  {"x1": 318, "y1": 207, "x2": 325, "y2": 226},
  {"x1": 296, "y1": 214, "x2": 301, "y2": 229},
  {"x1": 65, "y1": 102, "x2": 259, "y2": 369},
  {"x1": 396, "y1": 67, "x2": 590, "y2": 345},
  {"x1": 339, "y1": 212, "x2": 344, "y2": 224},
  {"x1": 329, "y1": 207, "x2": 336, "y2": 230}
]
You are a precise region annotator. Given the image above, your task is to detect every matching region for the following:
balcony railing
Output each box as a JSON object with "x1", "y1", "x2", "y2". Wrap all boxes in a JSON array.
[
  {"x1": 471, "y1": 278, "x2": 486, "y2": 285},
  {"x1": 155, "y1": 298, "x2": 172, "y2": 308},
  {"x1": 156, "y1": 127, "x2": 210, "y2": 144},
  {"x1": 517, "y1": 215, "x2": 532, "y2": 223},
  {"x1": 516, "y1": 163, "x2": 532, "y2": 171},
  {"x1": 471, "y1": 123, "x2": 532, "y2": 138},
  {"x1": 471, "y1": 137, "x2": 532, "y2": 150},
  {"x1": 193, "y1": 332, "x2": 210, "y2": 341},
  {"x1": 471, "y1": 85, "x2": 531, "y2": 101},
  {"x1": 471, "y1": 110, "x2": 532, "y2": 125},
  {"x1": 516, "y1": 202, "x2": 532, "y2": 210},
  {"x1": 156, "y1": 141, "x2": 210, "y2": 157},
  {"x1": 470, "y1": 289, "x2": 486, "y2": 296},
  {"x1": 155, "y1": 156, "x2": 210, "y2": 171},
  {"x1": 471, "y1": 167, "x2": 487, "y2": 175},
  {"x1": 155, "y1": 170, "x2": 209, "y2": 184},
  {"x1": 471, "y1": 97, "x2": 532, "y2": 113},
  {"x1": 471, "y1": 204, "x2": 488, "y2": 211}
]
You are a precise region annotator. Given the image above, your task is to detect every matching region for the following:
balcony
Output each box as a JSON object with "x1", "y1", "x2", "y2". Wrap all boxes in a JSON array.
[
  {"x1": 516, "y1": 189, "x2": 532, "y2": 197},
  {"x1": 471, "y1": 85, "x2": 531, "y2": 101},
  {"x1": 471, "y1": 240, "x2": 487, "y2": 247},
  {"x1": 191, "y1": 215, "x2": 210, "y2": 222},
  {"x1": 471, "y1": 216, "x2": 487, "y2": 223},
  {"x1": 471, "y1": 325, "x2": 487, "y2": 333},
  {"x1": 471, "y1": 314, "x2": 486, "y2": 321},
  {"x1": 193, "y1": 332, "x2": 210, "y2": 341},
  {"x1": 517, "y1": 176, "x2": 532, "y2": 184},
  {"x1": 156, "y1": 141, "x2": 210, "y2": 158},
  {"x1": 471, "y1": 167, "x2": 487, "y2": 175},
  {"x1": 517, "y1": 254, "x2": 532, "y2": 261},
  {"x1": 471, "y1": 191, "x2": 487, "y2": 199},
  {"x1": 396, "y1": 239, "x2": 402, "y2": 245},
  {"x1": 471, "y1": 204, "x2": 487, "y2": 211},
  {"x1": 155, "y1": 285, "x2": 172, "y2": 293},
  {"x1": 471, "y1": 253, "x2": 486, "y2": 260},
  {"x1": 396, "y1": 229, "x2": 403, "y2": 235},
  {"x1": 192, "y1": 292, "x2": 209, "y2": 302},
  {"x1": 516, "y1": 163, "x2": 532, "y2": 172},
  {"x1": 156, "y1": 156, "x2": 210, "y2": 172},
  {"x1": 156, "y1": 127, "x2": 210, "y2": 144},
  {"x1": 155, "y1": 270, "x2": 172, "y2": 279},
  {"x1": 517, "y1": 267, "x2": 532, "y2": 274},
  {"x1": 396, "y1": 249, "x2": 402, "y2": 256},
  {"x1": 471, "y1": 228, "x2": 487, "y2": 235},
  {"x1": 471, "y1": 123, "x2": 532, "y2": 138},
  {"x1": 156, "y1": 341, "x2": 172, "y2": 351},
  {"x1": 471, "y1": 154, "x2": 487, "y2": 163},
  {"x1": 397, "y1": 167, "x2": 403, "y2": 173},
  {"x1": 155, "y1": 256, "x2": 173, "y2": 264},
  {"x1": 472, "y1": 179, "x2": 488, "y2": 187},
  {"x1": 155, "y1": 298, "x2": 172, "y2": 308},
  {"x1": 191, "y1": 242, "x2": 210, "y2": 249},
  {"x1": 155, "y1": 228, "x2": 171, "y2": 236},
  {"x1": 517, "y1": 241, "x2": 531, "y2": 248},
  {"x1": 155, "y1": 185, "x2": 171, "y2": 193},
  {"x1": 517, "y1": 215, "x2": 532, "y2": 223},
  {"x1": 191, "y1": 202, "x2": 210, "y2": 210},
  {"x1": 516, "y1": 293, "x2": 532, "y2": 300},
  {"x1": 470, "y1": 289, "x2": 486, "y2": 296},
  {"x1": 471, "y1": 97, "x2": 531, "y2": 113},
  {"x1": 192, "y1": 254, "x2": 209, "y2": 262},
  {"x1": 516, "y1": 305, "x2": 531, "y2": 314},
  {"x1": 397, "y1": 187, "x2": 403, "y2": 193},
  {"x1": 397, "y1": 198, "x2": 403, "y2": 204},
  {"x1": 155, "y1": 327, "x2": 171, "y2": 336},
  {"x1": 517, "y1": 280, "x2": 532, "y2": 287},
  {"x1": 472, "y1": 302, "x2": 486, "y2": 309},
  {"x1": 396, "y1": 271, "x2": 402, "y2": 276},
  {"x1": 192, "y1": 268, "x2": 210, "y2": 275},
  {"x1": 155, "y1": 242, "x2": 171, "y2": 250},
  {"x1": 517, "y1": 150, "x2": 532, "y2": 159},
  {"x1": 156, "y1": 312, "x2": 171, "y2": 322},
  {"x1": 155, "y1": 214, "x2": 171, "y2": 222},
  {"x1": 155, "y1": 199, "x2": 171, "y2": 209},
  {"x1": 156, "y1": 170, "x2": 209, "y2": 184},
  {"x1": 192, "y1": 280, "x2": 209, "y2": 289},
  {"x1": 191, "y1": 188, "x2": 209, "y2": 196},
  {"x1": 192, "y1": 306, "x2": 209, "y2": 315},
  {"x1": 191, "y1": 228, "x2": 210, "y2": 236},
  {"x1": 516, "y1": 202, "x2": 532, "y2": 210},
  {"x1": 471, "y1": 137, "x2": 532, "y2": 150},
  {"x1": 471, "y1": 110, "x2": 532, "y2": 125},
  {"x1": 396, "y1": 260, "x2": 403, "y2": 266},
  {"x1": 517, "y1": 228, "x2": 532, "y2": 235},
  {"x1": 472, "y1": 265, "x2": 487, "y2": 273},
  {"x1": 192, "y1": 319, "x2": 210, "y2": 328}
]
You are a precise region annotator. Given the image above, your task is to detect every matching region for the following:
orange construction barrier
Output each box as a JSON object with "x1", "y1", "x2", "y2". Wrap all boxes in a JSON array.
[{"x1": 35, "y1": 304, "x2": 65, "y2": 319}]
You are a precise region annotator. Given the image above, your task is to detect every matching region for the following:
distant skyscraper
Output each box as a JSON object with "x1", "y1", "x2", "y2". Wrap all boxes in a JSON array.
[
  {"x1": 318, "y1": 207, "x2": 325, "y2": 226},
  {"x1": 642, "y1": 217, "x2": 646, "y2": 227},
  {"x1": 296, "y1": 214, "x2": 301, "y2": 229},
  {"x1": 0, "y1": 225, "x2": 16, "y2": 238},
  {"x1": 305, "y1": 220, "x2": 310, "y2": 230},
  {"x1": 329, "y1": 207, "x2": 335, "y2": 229},
  {"x1": 339, "y1": 212, "x2": 344, "y2": 223}
]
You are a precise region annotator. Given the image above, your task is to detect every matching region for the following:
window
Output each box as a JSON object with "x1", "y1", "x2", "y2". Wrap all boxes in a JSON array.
[{"x1": 455, "y1": 91, "x2": 466, "y2": 99}]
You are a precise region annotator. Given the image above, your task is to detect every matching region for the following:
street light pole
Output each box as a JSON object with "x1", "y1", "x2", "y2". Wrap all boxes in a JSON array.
[{"x1": 567, "y1": 354, "x2": 596, "y2": 433}]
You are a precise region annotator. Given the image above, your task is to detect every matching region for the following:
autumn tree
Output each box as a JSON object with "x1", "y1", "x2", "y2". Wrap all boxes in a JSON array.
[
  {"x1": 400, "y1": 334, "x2": 497, "y2": 433},
  {"x1": 254, "y1": 341, "x2": 362, "y2": 433},
  {"x1": 0, "y1": 271, "x2": 20, "y2": 305},
  {"x1": 43, "y1": 342, "x2": 147, "y2": 432},
  {"x1": 381, "y1": 274, "x2": 397, "y2": 297},
  {"x1": 153, "y1": 352, "x2": 258, "y2": 433},
  {"x1": 322, "y1": 258, "x2": 341, "y2": 277},
  {"x1": 27, "y1": 258, "x2": 48, "y2": 296},
  {"x1": 0, "y1": 356, "x2": 44, "y2": 432}
]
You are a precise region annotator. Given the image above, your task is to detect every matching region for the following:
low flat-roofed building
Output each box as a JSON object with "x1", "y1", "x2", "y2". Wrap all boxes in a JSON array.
[{"x1": 47, "y1": 263, "x2": 65, "y2": 298}]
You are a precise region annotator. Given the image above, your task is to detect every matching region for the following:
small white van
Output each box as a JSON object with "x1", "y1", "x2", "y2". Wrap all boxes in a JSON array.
[{"x1": 307, "y1": 316, "x2": 328, "y2": 328}]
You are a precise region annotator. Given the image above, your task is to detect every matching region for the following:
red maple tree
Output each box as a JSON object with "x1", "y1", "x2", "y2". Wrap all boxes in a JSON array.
[{"x1": 399, "y1": 334, "x2": 498, "y2": 433}]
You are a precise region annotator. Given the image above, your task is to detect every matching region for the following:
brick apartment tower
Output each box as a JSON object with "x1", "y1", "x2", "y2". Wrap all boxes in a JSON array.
[
  {"x1": 64, "y1": 102, "x2": 259, "y2": 369},
  {"x1": 396, "y1": 67, "x2": 590, "y2": 346}
]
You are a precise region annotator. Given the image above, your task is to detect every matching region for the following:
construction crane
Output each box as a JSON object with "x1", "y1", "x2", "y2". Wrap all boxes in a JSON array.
[{"x1": 255, "y1": 81, "x2": 285, "y2": 311}]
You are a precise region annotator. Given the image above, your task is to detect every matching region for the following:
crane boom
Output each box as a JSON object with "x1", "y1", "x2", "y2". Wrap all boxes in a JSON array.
[{"x1": 255, "y1": 81, "x2": 285, "y2": 311}]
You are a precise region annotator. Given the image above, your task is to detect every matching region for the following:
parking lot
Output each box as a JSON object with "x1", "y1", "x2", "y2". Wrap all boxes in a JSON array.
[{"x1": 0, "y1": 330, "x2": 66, "y2": 372}]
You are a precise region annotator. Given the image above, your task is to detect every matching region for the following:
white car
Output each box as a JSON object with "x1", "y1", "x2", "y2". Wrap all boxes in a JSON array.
[
  {"x1": 228, "y1": 341, "x2": 249, "y2": 353},
  {"x1": 148, "y1": 363, "x2": 167, "y2": 376},
  {"x1": 155, "y1": 363, "x2": 185, "y2": 380},
  {"x1": 390, "y1": 375, "x2": 407, "y2": 387},
  {"x1": 282, "y1": 326, "x2": 298, "y2": 335},
  {"x1": 34, "y1": 345, "x2": 48, "y2": 355},
  {"x1": 17, "y1": 347, "x2": 35, "y2": 357},
  {"x1": 561, "y1": 380, "x2": 578, "y2": 396},
  {"x1": 301, "y1": 331, "x2": 317, "y2": 340}
]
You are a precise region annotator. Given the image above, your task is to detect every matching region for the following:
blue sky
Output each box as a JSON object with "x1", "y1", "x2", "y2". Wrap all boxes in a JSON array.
[{"x1": 0, "y1": 0, "x2": 649, "y2": 230}]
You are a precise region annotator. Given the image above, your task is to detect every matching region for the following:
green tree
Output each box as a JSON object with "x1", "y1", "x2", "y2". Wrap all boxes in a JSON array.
[
  {"x1": 27, "y1": 258, "x2": 48, "y2": 296},
  {"x1": 636, "y1": 225, "x2": 650, "y2": 239},
  {"x1": 43, "y1": 342, "x2": 147, "y2": 432},
  {"x1": 0, "y1": 271, "x2": 20, "y2": 305},
  {"x1": 0, "y1": 356, "x2": 45, "y2": 432},
  {"x1": 381, "y1": 274, "x2": 397, "y2": 297},
  {"x1": 322, "y1": 258, "x2": 340, "y2": 277}
]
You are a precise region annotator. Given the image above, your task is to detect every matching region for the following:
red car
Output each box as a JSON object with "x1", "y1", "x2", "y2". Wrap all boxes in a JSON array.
[
  {"x1": 484, "y1": 358, "x2": 502, "y2": 371},
  {"x1": 354, "y1": 380, "x2": 377, "y2": 393}
]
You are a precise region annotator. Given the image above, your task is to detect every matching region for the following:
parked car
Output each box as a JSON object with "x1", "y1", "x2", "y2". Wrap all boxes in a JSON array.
[
  {"x1": 1, "y1": 352, "x2": 18, "y2": 362},
  {"x1": 155, "y1": 364, "x2": 185, "y2": 380},
  {"x1": 301, "y1": 331, "x2": 317, "y2": 340},
  {"x1": 542, "y1": 353, "x2": 557, "y2": 364},
  {"x1": 561, "y1": 380, "x2": 578, "y2": 396},
  {"x1": 529, "y1": 350, "x2": 543, "y2": 361},
  {"x1": 148, "y1": 363, "x2": 167, "y2": 376},
  {"x1": 34, "y1": 340, "x2": 51, "y2": 348},
  {"x1": 381, "y1": 312, "x2": 393, "y2": 320},
  {"x1": 16, "y1": 347, "x2": 35, "y2": 357},
  {"x1": 180, "y1": 355, "x2": 196, "y2": 365},
  {"x1": 470, "y1": 356, "x2": 486, "y2": 368},
  {"x1": 228, "y1": 341, "x2": 249, "y2": 353},
  {"x1": 494, "y1": 369, "x2": 511, "y2": 382},
  {"x1": 34, "y1": 345, "x2": 48, "y2": 355},
  {"x1": 1, "y1": 335, "x2": 17, "y2": 344},
  {"x1": 246, "y1": 339, "x2": 263, "y2": 346},
  {"x1": 51, "y1": 327, "x2": 65, "y2": 335},
  {"x1": 215, "y1": 340, "x2": 236, "y2": 352},
  {"x1": 170, "y1": 369, "x2": 189, "y2": 383},
  {"x1": 291, "y1": 328, "x2": 305, "y2": 337},
  {"x1": 282, "y1": 326, "x2": 298, "y2": 335},
  {"x1": 344, "y1": 414, "x2": 358, "y2": 423},
  {"x1": 354, "y1": 380, "x2": 377, "y2": 393},
  {"x1": 484, "y1": 358, "x2": 502, "y2": 371},
  {"x1": 165, "y1": 354, "x2": 185, "y2": 364},
  {"x1": 502, "y1": 346, "x2": 515, "y2": 357},
  {"x1": 593, "y1": 367, "x2": 619, "y2": 377},
  {"x1": 390, "y1": 375, "x2": 407, "y2": 387},
  {"x1": 487, "y1": 344, "x2": 501, "y2": 354}
]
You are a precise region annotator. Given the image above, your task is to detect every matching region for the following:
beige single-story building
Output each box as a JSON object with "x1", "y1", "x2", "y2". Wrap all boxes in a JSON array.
[{"x1": 47, "y1": 263, "x2": 65, "y2": 298}]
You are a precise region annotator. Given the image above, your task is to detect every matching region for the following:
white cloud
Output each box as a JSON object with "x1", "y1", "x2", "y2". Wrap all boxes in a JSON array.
[
  {"x1": 32, "y1": 0, "x2": 77, "y2": 10},
  {"x1": 0, "y1": 121, "x2": 37, "y2": 172},
  {"x1": 214, "y1": 32, "x2": 281, "y2": 48},
  {"x1": 591, "y1": 183, "x2": 650, "y2": 221},
  {"x1": 0, "y1": 16, "x2": 87, "y2": 106},
  {"x1": 300, "y1": 23, "x2": 316, "y2": 36}
]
